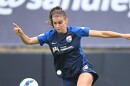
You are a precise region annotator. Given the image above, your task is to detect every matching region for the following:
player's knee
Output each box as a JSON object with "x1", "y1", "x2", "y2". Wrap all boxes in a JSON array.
[
  {"x1": 77, "y1": 73, "x2": 93, "y2": 86},
  {"x1": 77, "y1": 79, "x2": 92, "y2": 86}
]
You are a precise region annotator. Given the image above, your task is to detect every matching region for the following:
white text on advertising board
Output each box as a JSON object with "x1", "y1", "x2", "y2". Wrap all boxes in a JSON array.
[{"x1": 0, "y1": 0, "x2": 130, "y2": 18}]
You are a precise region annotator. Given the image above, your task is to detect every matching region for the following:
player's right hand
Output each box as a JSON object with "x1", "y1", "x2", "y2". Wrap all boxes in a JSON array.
[
  {"x1": 122, "y1": 33, "x2": 130, "y2": 40},
  {"x1": 13, "y1": 23, "x2": 24, "y2": 36}
]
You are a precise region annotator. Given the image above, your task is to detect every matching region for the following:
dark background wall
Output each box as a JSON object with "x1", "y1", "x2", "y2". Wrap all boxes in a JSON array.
[{"x1": 0, "y1": 51, "x2": 130, "y2": 86}]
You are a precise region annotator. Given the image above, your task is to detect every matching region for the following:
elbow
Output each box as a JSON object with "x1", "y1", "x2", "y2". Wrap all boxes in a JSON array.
[
  {"x1": 21, "y1": 37, "x2": 38, "y2": 45},
  {"x1": 102, "y1": 31, "x2": 121, "y2": 38},
  {"x1": 100, "y1": 31, "x2": 112, "y2": 38},
  {"x1": 23, "y1": 39, "x2": 32, "y2": 45},
  {"x1": 24, "y1": 42, "x2": 31, "y2": 45}
]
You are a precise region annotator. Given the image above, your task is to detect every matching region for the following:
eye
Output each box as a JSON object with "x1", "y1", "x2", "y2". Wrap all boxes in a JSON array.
[
  {"x1": 58, "y1": 21, "x2": 63, "y2": 24},
  {"x1": 53, "y1": 21, "x2": 63, "y2": 25},
  {"x1": 53, "y1": 22, "x2": 57, "y2": 25}
]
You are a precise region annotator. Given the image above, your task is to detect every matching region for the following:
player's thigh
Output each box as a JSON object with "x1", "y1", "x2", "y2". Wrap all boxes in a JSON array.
[
  {"x1": 77, "y1": 72, "x2": 93, "y2": 86},
  {"x1": 62, "y1": 78, "x2": 77, "y2": 86}
]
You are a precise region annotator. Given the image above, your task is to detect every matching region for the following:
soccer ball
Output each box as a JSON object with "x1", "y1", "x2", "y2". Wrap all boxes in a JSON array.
[{"x1": 19, "y1": 78, "x2": 39, "y2": 86}]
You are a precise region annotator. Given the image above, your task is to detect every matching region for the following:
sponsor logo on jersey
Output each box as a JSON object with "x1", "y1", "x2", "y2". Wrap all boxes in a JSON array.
[
  {"x1": 52, "y1": 47, "x2": 59, "y2": 53},
  {"x1": 66, "y1": 35, "x2": 72, "y2": 43},
  {"x1": 52, "y1": 46, "x2": 74, "y2": 53}
]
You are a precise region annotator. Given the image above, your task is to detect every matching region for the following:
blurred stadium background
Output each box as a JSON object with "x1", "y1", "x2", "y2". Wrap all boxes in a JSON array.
[{"x1": 0, "y1": 0, "x2": 130, "y2": 86}]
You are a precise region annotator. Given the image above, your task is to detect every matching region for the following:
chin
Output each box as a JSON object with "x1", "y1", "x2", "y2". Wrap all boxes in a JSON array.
[
  {"x1": 57, "y1": 31, "x2": 62, "y2": 34},
  {"x1": 57, "y1": 30, "x2": 62, "y2": 33}
]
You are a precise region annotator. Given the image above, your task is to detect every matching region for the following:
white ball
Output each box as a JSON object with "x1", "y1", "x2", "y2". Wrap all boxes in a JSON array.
[
  {"x1": 19, "y1": 78, "x2": 39, "y2": 86},
  {"x1": 57, "y1": 70, "x2": 62, "y2": 75}
]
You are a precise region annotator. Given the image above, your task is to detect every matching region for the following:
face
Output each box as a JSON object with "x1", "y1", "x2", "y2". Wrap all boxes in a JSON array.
[{"x1": 52, "y1": 15, "x2": 68, "y2": 33}]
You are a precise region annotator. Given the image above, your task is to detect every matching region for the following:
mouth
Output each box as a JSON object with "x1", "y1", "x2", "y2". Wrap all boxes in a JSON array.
[
  {"x1": 56, "y1": 29, "x2": 63, "y2": 33},
  {"x1": 56, "y1": 28, "x2": 61, "y2": 31}
]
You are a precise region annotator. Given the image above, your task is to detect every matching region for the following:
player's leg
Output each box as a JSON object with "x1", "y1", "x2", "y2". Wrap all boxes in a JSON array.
[{"x1": 77, "y1": 72, "x2": 93, "y2": 86}]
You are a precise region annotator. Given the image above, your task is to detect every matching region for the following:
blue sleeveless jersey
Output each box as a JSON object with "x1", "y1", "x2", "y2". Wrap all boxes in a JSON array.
[{"x1": 37, "y1": 26, "x2": 90, "y2": 78}]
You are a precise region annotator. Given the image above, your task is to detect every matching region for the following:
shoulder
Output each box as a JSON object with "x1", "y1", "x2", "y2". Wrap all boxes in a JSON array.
[
  {"x1": 40, "y1": 29, "x2": 56, "y2": 37},
  {"x1": 37, "y1": 29, "x2": 56, "y2": 45},
  {"x1": 67, "y1": 26, "x2": 90, "y2": 37},
  {"x1": 37, "y1": 29, "x2": 56, "y2": 40},
  {"x1": 46, "y1": 29, "x2": 56, "y2": 35},
  {"x1": 67, "y1": 26, "x2": 90, "y2": 32}
]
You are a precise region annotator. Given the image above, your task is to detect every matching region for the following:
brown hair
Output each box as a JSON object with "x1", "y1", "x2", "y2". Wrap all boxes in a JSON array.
[{"x1": 49, "y1": 6, "x2": 67, "y2": 27}]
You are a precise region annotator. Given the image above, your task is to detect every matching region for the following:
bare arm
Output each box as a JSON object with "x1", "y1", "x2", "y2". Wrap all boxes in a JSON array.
[
  {"x1": 13, "y1": 23, "x2": 39, "y2": 45},
  {"x1": 89, "y1": 30, "x2": 123, "y2": 38},
  {"x1": 122, "y1": 33, "x2": 130, "y2": 40}
]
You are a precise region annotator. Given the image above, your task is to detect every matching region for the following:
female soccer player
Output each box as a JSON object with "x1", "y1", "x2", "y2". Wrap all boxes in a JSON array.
[{"x1": 13, "y1": 6, "x2": 130, "y2": 86}]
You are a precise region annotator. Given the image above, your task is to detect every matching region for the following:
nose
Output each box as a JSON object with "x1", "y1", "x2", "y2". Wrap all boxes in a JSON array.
[{"x1": 55, "y1": 24, "x2": 60, "y2": 28}]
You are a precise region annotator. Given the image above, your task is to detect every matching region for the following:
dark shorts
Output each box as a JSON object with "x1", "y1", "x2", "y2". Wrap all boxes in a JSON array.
[
  {"x1": 62, "y1": 77, "x2": 77, "y2": 86},
  {"x1": 62, "y1": 65, "x2": 98, "y2": 86},
  {"x1": 81, "y1": 64, "x2": 98, "y2": 85}
]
